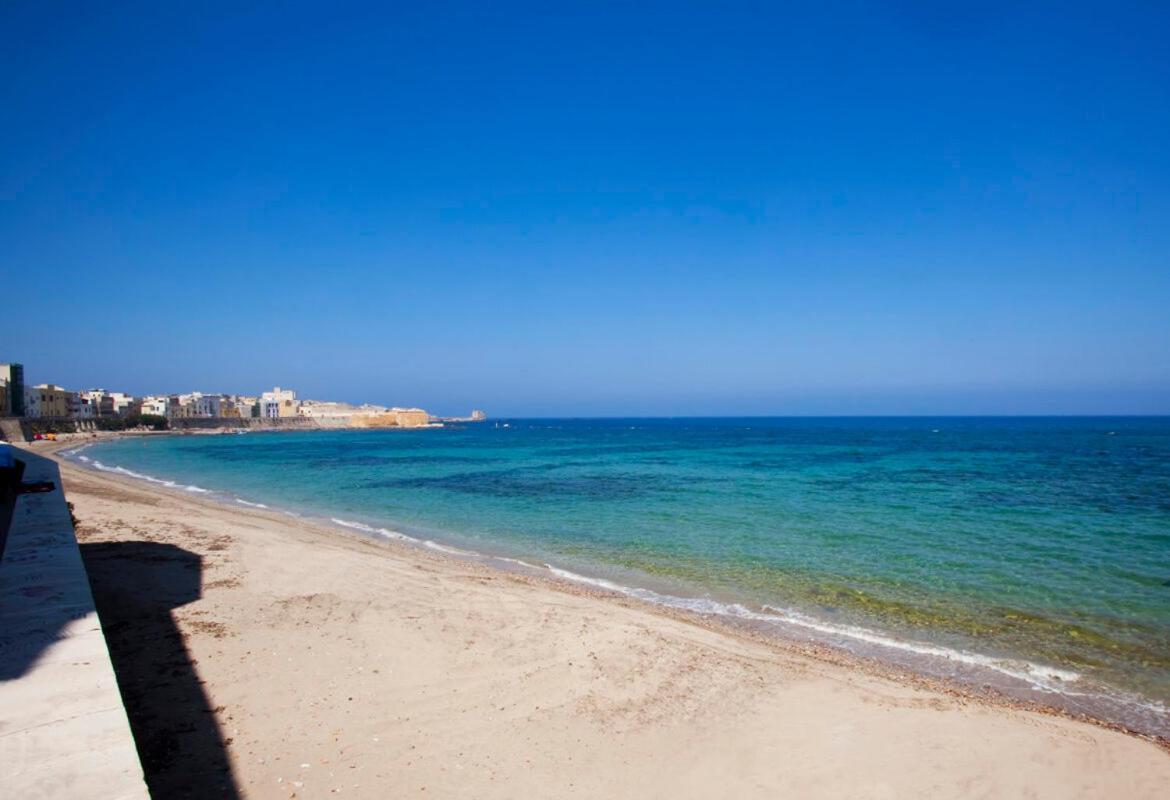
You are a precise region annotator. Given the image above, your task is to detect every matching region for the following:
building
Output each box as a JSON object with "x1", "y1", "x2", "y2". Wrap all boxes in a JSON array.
[
  {"x1": 65, "y1": 392, "x2": 81, "y2": 419},
  {"x1": 0, "y1": 363, "x2": 25, "y2": 416},
  {"x1": 166, "y1": 394, "x2": 203, "y2": 419},
  {"x1": 259, "y1": 398, "x2": 281, "y2": 419},
  {"x1": 227, "y1": 396, "x2": 258, "y2": 419},
  {"x1": 0, "y1": 382, "x2": 8, "y2": 416},
  {"x1": 22, "y1": 386, "x2": 40, "y2": 418},
  {"x1": 260, "y1": 387, "x2": 299, "y2": 418},
  {"x1": 166, "y1": 395, "x2": 188, "y2": 419},
  {"x1": 79, "y1": 390, "x2": 105, "y2": 416},
  {"x1": 193, "y1": 394, "x2": 222, "y2": 417},
  {"x1": 470, "y1": 409, "x2": 487, "y2": 421},
  {"x1": 33, "y1": 384, "x2": 69, "y2": 418},
  {"x1": 355, "y1": 407, "x2": 432, "y2": 428},
  {"x1": 68, "y1": 392, "x2": 97, "y2": 419},
  {"x1": 139, "y1": 396, "x2": 168, "y2": 417},
  {"x1": 108, "y1": 392, "x2": 136, "y2": 417},
  {"x1": 220, "y1": 397, "x2": 242, "y2": 418},
  {"x1": 394, "y1": 408, "x2": 431, "y2": 427},
  {"x1": 298, "y1": 400, "x2": 360, "y2": 420},
  {"x1": 80, "y1": 389, "x2": 131, "y2": 418}
]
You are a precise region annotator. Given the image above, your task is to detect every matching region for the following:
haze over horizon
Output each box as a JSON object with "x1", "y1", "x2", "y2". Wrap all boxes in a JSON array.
[{"x1": 3, "y1": 3, "x2": 1168, "y2": 417}]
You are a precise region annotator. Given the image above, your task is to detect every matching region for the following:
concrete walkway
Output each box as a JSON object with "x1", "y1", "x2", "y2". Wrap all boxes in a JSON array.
[{"x1": 0, "y1": 449, "x2": 148, "y2": 799}]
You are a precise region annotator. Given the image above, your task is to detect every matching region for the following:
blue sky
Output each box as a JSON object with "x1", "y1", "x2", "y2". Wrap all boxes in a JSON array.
[{"x1": 2, "y1": 2, "x2": 1168, "y2": 415}]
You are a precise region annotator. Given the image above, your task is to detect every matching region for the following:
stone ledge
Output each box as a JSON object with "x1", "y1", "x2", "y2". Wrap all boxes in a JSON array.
[{"x1": 0, "y1": 450, "x2": 148, "y2": 800}]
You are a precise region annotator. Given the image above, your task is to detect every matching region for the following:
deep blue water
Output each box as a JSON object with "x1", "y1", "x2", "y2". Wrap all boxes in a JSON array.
[{"x1": 70, "y1": 417, "x2": 1170, "y2": 734}]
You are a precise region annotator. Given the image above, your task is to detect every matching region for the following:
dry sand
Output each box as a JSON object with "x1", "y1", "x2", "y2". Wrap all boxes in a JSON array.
[{"x1": 38, "y1": 442, "x2": 1170, "y2": 798}]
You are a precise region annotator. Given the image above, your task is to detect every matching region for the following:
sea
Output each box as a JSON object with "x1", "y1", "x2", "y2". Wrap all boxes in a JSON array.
[{"x1": 63, "y1": 417, "x2": 1170, "y2": 736}]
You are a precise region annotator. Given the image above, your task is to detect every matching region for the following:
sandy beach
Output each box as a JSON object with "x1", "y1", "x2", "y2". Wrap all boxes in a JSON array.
[{"x1": 33, "y1": 440, "x2": 1170, "y2": 798}]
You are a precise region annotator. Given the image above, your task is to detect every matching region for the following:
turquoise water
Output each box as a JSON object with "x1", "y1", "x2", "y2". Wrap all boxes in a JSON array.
[{"x1": 70, "y1": 418, "x2": 1170, "y2": 734}]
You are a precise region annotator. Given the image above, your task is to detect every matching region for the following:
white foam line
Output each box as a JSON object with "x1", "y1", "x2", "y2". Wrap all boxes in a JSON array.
[
  {"x1": 331, "y1": 517, "x2": 378, "y2": 533},
  {"x1": 496, "y1": 556, "x2": 541, "y2": 570},
  {"x1": 79, "y1": 453, "x2": 236, "y2": 500},
  {"x1": 331, "y1": 517, "x2": 421, "y2": 544},
  {"x1": 543, "y1": 564, "x2": 1082, "y2": 693},
  {"x1": 759, "y1": 604, "x2": 1080, "y2": 687},
  {"x1": 92, "y1": 460, "x2": 209, "y2": 494},
  {"x1": 382, "y1": 528, "x2": 420, "y2": 543},
  {"x1": 330, "y1": 518, "x2": 477, "y2": 556},
  {"x1": 423, "y1": 539, "x2": 475, "y2": 556},
  {"x1": 236, "y1": 499, "x2": 269, "y2": 509},
  {"x1": 92, "y1": 460, "x2": 180, "y2": 489}
]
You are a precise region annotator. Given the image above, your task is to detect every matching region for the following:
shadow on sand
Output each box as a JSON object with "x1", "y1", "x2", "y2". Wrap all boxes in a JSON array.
[{"x1": 80, "y1": 540, "x2": 241, "y2": 799}]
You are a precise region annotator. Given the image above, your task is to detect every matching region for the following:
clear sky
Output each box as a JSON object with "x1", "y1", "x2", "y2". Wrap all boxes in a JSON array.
[{"x1": 3, "y1": 2, "x2": 1168, "y2": 416}]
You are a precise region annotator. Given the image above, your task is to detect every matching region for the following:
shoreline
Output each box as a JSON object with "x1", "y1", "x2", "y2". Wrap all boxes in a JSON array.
[
  {"x1": 18, "y1": 438, "x2": 1170, "y2": 795},
  {"x1": 40, "y1": 434, "x2": 1170, "y2": 744}
]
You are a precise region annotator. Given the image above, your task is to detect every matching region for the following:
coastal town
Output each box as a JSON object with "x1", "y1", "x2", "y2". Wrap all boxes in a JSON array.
[{"x1": 0, "y1": 361, "x2": 485, "y2": 434}]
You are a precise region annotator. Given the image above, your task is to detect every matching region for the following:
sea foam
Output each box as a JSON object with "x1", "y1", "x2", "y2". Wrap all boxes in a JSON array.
[
  {"x1": 331, "y1": 517, "x2": 420, "y2": 543},
  {"x1": 543, "y1": 563, "x2": 1082, "y2": 693}
]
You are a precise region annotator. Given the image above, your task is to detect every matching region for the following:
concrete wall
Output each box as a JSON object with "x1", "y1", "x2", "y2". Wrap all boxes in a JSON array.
[
  {"x1": 0, "y1": 419, "x2": 24, "y2": 443},
  {"x1": 0, "y1": 418, "x2": 124, "y2": 442},
  {"x1": 0, "y1": 450, "x2": 149, "y2": 798}
]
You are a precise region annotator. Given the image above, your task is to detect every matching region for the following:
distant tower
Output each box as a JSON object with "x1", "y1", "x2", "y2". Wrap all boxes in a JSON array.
[{"x1": 0, "y1": 363, "x2": 25, "y2": 417}]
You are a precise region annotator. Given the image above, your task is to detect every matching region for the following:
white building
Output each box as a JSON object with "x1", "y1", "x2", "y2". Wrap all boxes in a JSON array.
[
  {"x1": 259, "y1": 398, "x2": 281, "y2": 419},
  {"x1": 107, "y1": 392, "x2": 135, "y2": 416},
  {"x1": 22, "y1": 386, "x2": 40, "y2": 418},
  {"x1": 298, "y1": 400, "x2": 358, "y2": 419},
  {"x1": 70, "y1": 392, "x2": 96, "y2": 419},
  {"x1": 86, "y1": 390, "x2": 135, "y2": 417},
  {"x1": 139, "y1": 396, "x2": 168, "y2": 417},
  {"x1": 193, "y1": 394, "x2": 222, "y2": 417},
  {"x1": 80, "y1": 388, "x2": 105, "y2": 409},
  {"x1": 260, "y1": 387, "x2": 298, "y2": 418}
]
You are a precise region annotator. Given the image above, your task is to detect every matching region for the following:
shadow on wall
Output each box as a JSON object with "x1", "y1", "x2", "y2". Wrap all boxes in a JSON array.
[
  {"x1": 80, "y1": 541, "x2": 241, "y2": 800},
  {"x1": 0, "y1": 470, "x2": 88, "y2": 682}
]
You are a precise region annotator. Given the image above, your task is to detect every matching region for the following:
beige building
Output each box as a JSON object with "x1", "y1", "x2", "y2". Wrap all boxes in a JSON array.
[
  {"x1": 220, "y1": 398, "x2": 243, "y2": 418},
  {"x1": 33, "y1": 385, "x2": 69, "y2": 418},
  {"x1": 394, "y1": 408, "x2": 431, "y2": 427},
  {"x1": 166, "y1": 395, "x2": 198, "y2": 419},
  {"x1": 234, "y1": 396, "x2": 259, "y2": 418},
  {"x1": 355, "y1": 408, "x2": 432, "y2": 428}
]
